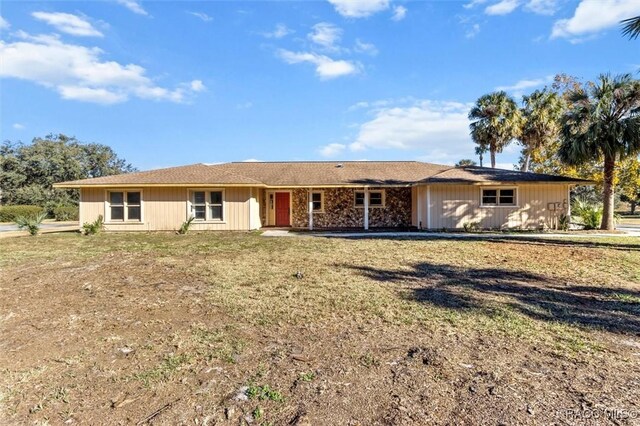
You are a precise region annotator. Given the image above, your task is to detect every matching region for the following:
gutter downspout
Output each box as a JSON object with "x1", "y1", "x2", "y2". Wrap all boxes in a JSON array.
[
  {"x1": 249, "y1": 187, "x2": 253, "y2": 230},
  {"x1": 416, "y1": 186, "x2": 422, "y2": 230},
  {"x1": 427, "y1": 185, "x2": 431, "y2": 230},
  {"x1": 364, "y1": 186, "x2": 369, "y2": 230},
  {"x1": 308, "y1": 189, "x2": 313, "y2": 231}
]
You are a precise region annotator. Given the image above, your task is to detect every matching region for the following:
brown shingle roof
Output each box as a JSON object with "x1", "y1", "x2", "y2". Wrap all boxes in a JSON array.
[
  {"x1": 216, "y1": 161, "x2": 450, "y2": 186},
  {"x1": 54, "y1": 163, "x2": 263, "y2": 187},
  {"x1": 425, "y1": 166, "x2": 593, "y2": 184},
  {"x1": 54, "y1": 161, "x2": 592, "y2": 187}
]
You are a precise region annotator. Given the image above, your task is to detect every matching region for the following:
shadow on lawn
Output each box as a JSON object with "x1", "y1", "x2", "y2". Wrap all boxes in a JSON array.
[{"x1": 347, "y1": 262, "x2": 640, "y2": 334}]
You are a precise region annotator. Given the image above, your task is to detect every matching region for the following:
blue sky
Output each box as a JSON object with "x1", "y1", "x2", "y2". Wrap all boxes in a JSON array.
[{"x1": 1, "y1": 0, "x2": 639, "y2": 170}]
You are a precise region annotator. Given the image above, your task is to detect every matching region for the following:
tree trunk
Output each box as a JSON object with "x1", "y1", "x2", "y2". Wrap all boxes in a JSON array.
[
  {"x1": 631, "y1": 200, "x2": 637, "y2": 215},
  {"x1": 490, "y1": 150, "x2": 496, "y2": 168},
  {"x1": 521, "y1": 150, "x2": 530, "y2": 172},
  {"x1": 600, "y1": 154, "x2": 616, "y2": 230}
]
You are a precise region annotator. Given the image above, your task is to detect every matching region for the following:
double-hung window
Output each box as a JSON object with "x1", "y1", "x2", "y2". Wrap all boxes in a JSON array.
[
  {"x1": 354, "y1": 190, "x2": 385, "y2": 207},
  {"x1": 481, "y1": 188, "x2": 516, "y2": 206},
  {"x1": 191, "y1": 190, "x2": 224, "y2": 221},
  {"x1": 311, "y1": 191, "x2": 324, "y2": 212},
  {"x1": 108, "y1": 191, "x2": 142, "y2": 222}
]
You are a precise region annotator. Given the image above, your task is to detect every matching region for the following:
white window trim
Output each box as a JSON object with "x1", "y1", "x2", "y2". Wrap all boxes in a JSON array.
[
  {"x1": 480, "y1": 186, "x2": 518, "y2": 208},
  {"x1": 187, "y1": 189, "x2": 227, "y2": 223},
  {"x1": 311, "y1": 190, "x2": 325, "y2": 213},
  {"x1": 104, "y1": 189, "x2": 144, "y2": 224},
  {"x1": 354, "y1": 189, "x2": 386, "y2": 208}
]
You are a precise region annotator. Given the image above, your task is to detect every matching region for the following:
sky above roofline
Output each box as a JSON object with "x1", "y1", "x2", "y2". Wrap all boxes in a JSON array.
[{"x1": 2, "y1": 0, "x2": 639, "y2": 171}]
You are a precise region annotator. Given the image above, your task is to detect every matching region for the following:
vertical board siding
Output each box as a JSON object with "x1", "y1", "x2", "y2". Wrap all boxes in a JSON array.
[
  {"x1": 81, "y1": 187, "x2": 256, "y2": 231},
  {"x1": 424, "y1": 184, "x2": 569, "y2": 230},
  {"x1": 80, "y1": 188, "x2": 105, "y2": 227}
]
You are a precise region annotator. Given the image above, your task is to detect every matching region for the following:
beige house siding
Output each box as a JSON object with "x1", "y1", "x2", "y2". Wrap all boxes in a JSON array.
[
  {"x1": 80, "y1": 187, "x2": 258, "y2": 231},
  {"x1": 420, "y1": 183, "x2": 569, "y2": 230},
  {"x1": 79, "y1": 183, "x2": 571, "y2": 232}
]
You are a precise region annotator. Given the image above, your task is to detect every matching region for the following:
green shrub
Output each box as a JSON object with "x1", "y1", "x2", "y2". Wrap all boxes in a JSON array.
[
  {"x1": 571, "y1": 197, "x2": 602, "y2": 230},
  {"x1": 0, "y1": 205, "x2": 44, "y2": 222},
  {"x1": 82, "y1": 215, "x2": 104, "y2": 235},
  {"x1": 463, "y1": 221, "x2": 481, "y2": 232},
  {"x1": 53, "y1": 205, "x2": 79, "y2": 221},
  {"x1": 558, "y1": 213, "x2": 570, "y2": 231},
  {"x1": 15, "y1": 212, "x2": 47, "y2": 236},
  {"x1": 177, "y1": 216, "x2": 195, "y2": 234}
]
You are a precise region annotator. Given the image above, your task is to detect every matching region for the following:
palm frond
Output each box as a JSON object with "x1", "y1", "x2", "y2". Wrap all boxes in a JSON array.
[{"x1": 622, "y1": 16, "x2": 640, "y2": 40}]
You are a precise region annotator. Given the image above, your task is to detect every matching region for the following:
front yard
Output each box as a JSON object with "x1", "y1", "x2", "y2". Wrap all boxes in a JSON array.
[{"x1": 1, "y1": 232, "x2": 639, "y2": 424}]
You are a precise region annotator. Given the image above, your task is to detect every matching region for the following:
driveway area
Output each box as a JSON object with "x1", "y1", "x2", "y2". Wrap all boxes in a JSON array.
[{"x1": 0, "y1": 221, "x2": 79, "y2": 237}]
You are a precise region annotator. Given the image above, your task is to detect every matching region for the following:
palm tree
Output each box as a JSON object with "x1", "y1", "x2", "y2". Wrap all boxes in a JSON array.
[
  {"x1": 559, "y1": 74, "x2": 640, "y2": 230},
  {"x1": 475, "y1": 143, "x2": 488, "y2": 167},
  {"x1": 520, "y1": 89, "x2": 565, "y2": 172},
  {"x1": 469, "y1": 91, "x2": 522, "y2": 168},
  {"x1": 621, "y1": 16, "x2": 640, "y2": 39}
]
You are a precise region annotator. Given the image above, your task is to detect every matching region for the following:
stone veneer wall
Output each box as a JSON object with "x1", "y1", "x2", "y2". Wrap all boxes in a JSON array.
[{"x1": 291, "y1": 187, "x2": 412, "y2": 228}]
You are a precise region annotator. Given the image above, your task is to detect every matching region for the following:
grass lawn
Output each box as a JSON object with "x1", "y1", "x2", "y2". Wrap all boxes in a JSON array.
[{"x1": 1, "y1": 232, "x2": 639, "y2": 424}]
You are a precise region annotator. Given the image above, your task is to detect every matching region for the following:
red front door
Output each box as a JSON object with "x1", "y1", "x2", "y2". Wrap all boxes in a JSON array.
[{"x1": 275, "y1": 192, "x2": 290, "y2": 227}]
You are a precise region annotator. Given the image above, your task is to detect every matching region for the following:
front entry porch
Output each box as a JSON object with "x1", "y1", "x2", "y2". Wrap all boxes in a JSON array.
[{"x1": 261, "y1": 187, "x2": 414, "y2": 230}]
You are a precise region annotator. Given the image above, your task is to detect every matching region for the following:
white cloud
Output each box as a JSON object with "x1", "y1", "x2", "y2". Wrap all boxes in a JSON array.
[
  {"x1": 494, "y1": 162, "x2": 517, "y2": 170},
  {"x1": 354, "y1": 38, "x2": 378, "y2": 55},
  {"x1": 188, "y1": 11, "x2": 213, "y2": 22},
  {"x1": 496, "y1": 75, "x2": 553, "y2": 95},
  {"x1": 551, "y1": 0, "x2": 640, "y2": 39},
  {"x1": 32, "y1": 12, "x2": 103, "y2": 37},
  {"x1": 0, "y1": 16, "x2": 10, "y2": 30},
  {"x1": 308, "y1": 22, "x2": 342, "y2": 50},
  {"x1": 262, "y1": 23, "x2": 293, "y2": 39},
  {"x1": 242, "y1": 158, "x2": 262, "y2": 162},
  {"x1": 525, "y1": 0, "x2": 559, "y2": 15},
  {"x1": 190, "y1": 80, "x2": 206, "y2": 92},
  {"x1": 391, "y1": 5, "x2": 407, "y2": 21},
  {"x1": 277, "y1": 49, "x2": 360, "y2": 79},
  {"x1": 485, "y1": 0, "x2": 520, "y2": 15},
  {"x1": 466, "y1": 23, "x2": 481, "y2": 38},
  {"x1": 464, "y1": 0, "x2": 488, "y2": 9},
  {"x1": 236, "y1": 101, "x2": 254, "y2": 109},
  {"x1": 0, "y1": 32, "x2": 203, "y2": 104},
  {"x1": 12, "y1": 123, "x2": 25, "y2": 130},
  {"x1": 479, "y1": 0, "x2": 558, "y2": 15},
  {"x1": 319, "y1": 143, "x2": 347, "y2": 157},
  {"x1": 348, "y1": 100, "x2": 475, "y2": 164},
  {"x1": 327, "y1": 0, "x2": 390, "y2": 18},
  {"x1": 116, "y1": 0, "x2": 148, "y2": 16},
  {"x1": 58, "y1": 86, "x2": 127, "y2": 103}
]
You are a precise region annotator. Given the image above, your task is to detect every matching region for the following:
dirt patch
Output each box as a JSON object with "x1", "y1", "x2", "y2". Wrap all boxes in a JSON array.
[{"x1": 1, "y1": 233, "x2": 639, "y2": 424}]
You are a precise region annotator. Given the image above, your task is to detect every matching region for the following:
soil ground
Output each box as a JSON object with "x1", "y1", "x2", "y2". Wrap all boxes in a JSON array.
[{"x1": 1, "y1": 232, "x2": 639, "y2": 425}]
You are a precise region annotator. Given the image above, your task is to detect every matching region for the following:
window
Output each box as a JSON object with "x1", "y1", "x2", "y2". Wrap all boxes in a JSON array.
[
  {"x1": 354, "y1": 190, "x2": 385, "y2": 207},
  {"x1": 311, "y1": 191, "x2": 324, "y2": 212},
  {"x1": 481, "y1": 188, "x2": 516, "y2": 206},
  {"x1": 191, "y1": 190, "x2": 224, "y2": 221},
  {"x1": 108, "y1": 191, "x2": 142, "y2": 222},
  {"x1": 210, "y1": 191, "x2": 223, "y2": 220},
  {"x1": 193, "y1": 191, "x2": 206, "y2": 219},
  {"x1": 369, "y1": 192, "x2": 383, "y2": 206}
]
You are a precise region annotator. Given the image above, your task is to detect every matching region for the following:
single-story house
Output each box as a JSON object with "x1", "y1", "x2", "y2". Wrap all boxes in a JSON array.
[{"x1": 53, "y1": 161, "x2": 591, "y2": 231}]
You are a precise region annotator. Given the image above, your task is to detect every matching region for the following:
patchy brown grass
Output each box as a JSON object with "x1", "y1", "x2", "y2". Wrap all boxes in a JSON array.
[{"x1": 1, "y1": 232, "x2": 639, "y2": 425}]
